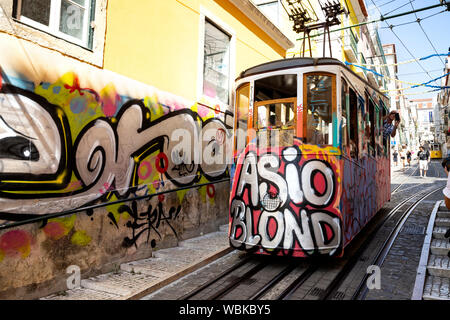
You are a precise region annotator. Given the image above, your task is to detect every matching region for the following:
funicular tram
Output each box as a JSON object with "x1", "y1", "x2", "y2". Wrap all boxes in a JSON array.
[
  {"x1": 430, "y1": 143, "x2": 442, "y2": 159},
  {"x1": 229, "y1": 57, "x2": 392, "y2": 258}
]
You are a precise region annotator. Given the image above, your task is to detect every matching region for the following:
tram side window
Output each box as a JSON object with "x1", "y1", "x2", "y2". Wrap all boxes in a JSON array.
[
  {"x1": 381, "y1": 105, "x2": 388, "y2": 155},
  {"x1": 375, "y1": 105, "x2": 381, "y2": 156},
  {"x1": 253, "y1": 74, "x2": 297, "y2": 147},
  {"x1": 305, "y1": 74, "x2": 334, "y2": 145},
  {"x1": 349, "y1": 88, "x2": 358, "y2": 159},
  {"x1": 235, "y1": 83, "x2": 249, "y2": 156},
  {"x1": 368, "y1": 97, "x2": 376, "y2": 157},
  {"x1": 341, "y1": 79, "x2": 349, "y2": 148}
]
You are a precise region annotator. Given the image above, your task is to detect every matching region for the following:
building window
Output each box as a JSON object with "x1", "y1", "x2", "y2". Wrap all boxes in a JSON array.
[
  {"x1": 14, "y1": 0, "x2": 94, "y2": 48},
  {"x1": 255, "y1": 0, "x2": 280, "y2": 26},
  {"x1": 203, "y1": 20, "x2": 231, "y2": 105}
]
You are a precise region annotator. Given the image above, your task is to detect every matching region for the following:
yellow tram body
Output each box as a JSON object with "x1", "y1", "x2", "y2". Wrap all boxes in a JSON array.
[{"x1": 430, "y1": 143, "x2": 442, "y2": 159}]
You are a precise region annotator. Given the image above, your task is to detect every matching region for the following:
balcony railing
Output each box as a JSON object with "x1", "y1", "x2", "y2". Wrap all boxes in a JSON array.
[
  {"x1": 360, "y1": 53, "x2": 367, "y2": 76},
  {"x1": 344, "y1": 29, "x2": 359, "y2": 62},
  {"x1": 349, "y1": 29, "x2": 358, "y2": 57}
]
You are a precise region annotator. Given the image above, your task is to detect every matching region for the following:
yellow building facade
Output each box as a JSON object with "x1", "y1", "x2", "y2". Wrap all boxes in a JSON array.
[{"x1": 104, "y1": 0, "x2": 293, "y2": 103}]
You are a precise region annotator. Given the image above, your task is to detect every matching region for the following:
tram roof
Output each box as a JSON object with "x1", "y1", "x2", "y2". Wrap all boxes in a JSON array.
[
  {"x1": 237, "y1": 57, "x2": 389, "y2": 99},
  {"x1": 237, "y1": 57, "x2": 343, "y2": 79}
]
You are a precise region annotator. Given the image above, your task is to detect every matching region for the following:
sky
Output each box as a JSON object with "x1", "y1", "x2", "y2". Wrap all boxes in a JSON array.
[{"x1": 364, "y1": 0, "x2": 450, "y2": 101}]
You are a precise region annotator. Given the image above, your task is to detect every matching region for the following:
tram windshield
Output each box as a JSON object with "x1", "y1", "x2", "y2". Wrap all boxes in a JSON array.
[
  {"x1": 255, "y1": 99, "x2": 296, "y2": 129},
  {"x1": 253, "y1": 74, "x2": 297, "y2": 148}
]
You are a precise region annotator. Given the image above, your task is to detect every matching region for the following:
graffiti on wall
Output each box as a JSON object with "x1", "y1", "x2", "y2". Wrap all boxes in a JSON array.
[
  {"x1": 229, "y1": 142, "x2": 343, "y2": 257},
  {"x1": 0, "y1": 71, "x2": 232, "y2": 260}
]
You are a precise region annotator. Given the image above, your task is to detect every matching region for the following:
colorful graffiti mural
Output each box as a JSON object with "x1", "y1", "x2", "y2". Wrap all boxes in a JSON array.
[
  {"x1": 229, "y1": 134, "x2": 391, "y2": 257},
  {"x1": 229, "y1": 141, "x2": 343, "y2": 257},
  {"x1": 0, "y1": 69, "x2": 232, "y2": 263}
]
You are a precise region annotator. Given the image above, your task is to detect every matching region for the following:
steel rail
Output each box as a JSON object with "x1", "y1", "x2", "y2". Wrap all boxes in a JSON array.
[
  {"x1": 391, "y1": 164, "x2": 418, "y2": 194},
  {"x1": 206, "y1": 261, "x2": 268, "y2": 300},
  {"x1": 178, "y1": 255, "x2": 254, "y2": 300},
  {"x1": 351, "y1": 186, "x2": 443, "y2": 300},
  {"x1": 249, "y1": 263, "x2": 298, "y2": 300},
  {"x1": 276, "y1": 264, "x2": 319, "y2": 300},
  {"x1": 321, "y1": 165, "x2": 444, "y2": 300},
  {"x1": 319, "y1": 186, "x2": 429, "y2": 300}
]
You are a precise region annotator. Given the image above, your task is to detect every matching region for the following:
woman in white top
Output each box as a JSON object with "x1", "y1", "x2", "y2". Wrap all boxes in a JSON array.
[
  {"x1": 443, "y1": 157, "x2": 450, "y2": 209},
  {"x1": 399, "y1": 149, "x2": 406, "y2": 168}
]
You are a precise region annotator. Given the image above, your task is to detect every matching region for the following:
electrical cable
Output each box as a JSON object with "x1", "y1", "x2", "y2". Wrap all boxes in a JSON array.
[
  {"x1": 408, "y1": 0, "x2": 446, "y2": 67},
  {"x1": 344, "y1": 61, "x2": 450, "y2": 90},
  {"x1": 379, "y1": 9, "x2": 446, "y2": 29},
  {"x1": 378, "y1": 0, "x2": 400, "y2": 9},
  {"x1": 384, "y1": 0, "x2": 416, "y2": 16},
  {"x1": 369, "y1": 0, "x2": 438, "y2": 82},
  {"x1": 397, "y1": 69, "x2": 443, "y2": 76},
  {"x1": 348, "y1": 52, "x2": 449, "y2": 67}
]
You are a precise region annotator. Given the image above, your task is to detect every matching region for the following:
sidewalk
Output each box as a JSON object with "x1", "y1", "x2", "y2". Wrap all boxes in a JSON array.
[{"x1": 40, "y1": 224, "x2": 231, "y2": 300}]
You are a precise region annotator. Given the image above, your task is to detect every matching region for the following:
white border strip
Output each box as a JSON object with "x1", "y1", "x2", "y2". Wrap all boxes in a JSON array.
[{"x1": 411, "y1": 200, "x2": 442, "y2": 300}]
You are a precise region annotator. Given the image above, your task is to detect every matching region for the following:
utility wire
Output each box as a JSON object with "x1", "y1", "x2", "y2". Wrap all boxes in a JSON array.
[
  {"x1": 384, "y1": 0, "x2": 416, "y2": 16},
  {"x1": 369, "y1": 0, "x2": 435, "y2": 83},
  {"x1": 397, "y1": 68, "x2": 443, "y2": 76},
  {"x1": 380, "y1": 9, "x2": 446, "y2": 29},
  {"x1": 408, "y1": 0, "x2": 446, "y2": 67},
  {"x1": 378, "y1": 0, "x2": 400, "y2": 9}
]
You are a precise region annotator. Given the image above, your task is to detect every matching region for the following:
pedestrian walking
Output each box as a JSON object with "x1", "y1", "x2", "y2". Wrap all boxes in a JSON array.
[
  {"x1": 418, "y1": 146, "x2": 430, "y2": 177},
  {"x1": 393, "y1": 149, "x2": 399, "y2": 167},
  {"x1": 441, "y1": 157, "x2": 450, "y2": 258},
  {"x1": 406, "y1": 150, "x2": 412, "y2": 166},
  {"x1": 442, "y1": 156, "x2": 450, "y2": 209},
  {"x1": 400, "y1": 148, "x2": 406, "y2": 168}
]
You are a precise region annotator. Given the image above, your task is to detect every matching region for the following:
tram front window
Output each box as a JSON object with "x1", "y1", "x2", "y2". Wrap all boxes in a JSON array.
[
  {"x1": 255, "y1": 101, "x2": 295, "y2": 129},
  {"x1": 254, "y1": 99, "x2": 296, "y2": 147},
  {"x1": 253, "y1": 74, "x2": 297, "y2": 148},
  {"x1": 304, "y1": 74, "x2": 334, "y2": 145}
]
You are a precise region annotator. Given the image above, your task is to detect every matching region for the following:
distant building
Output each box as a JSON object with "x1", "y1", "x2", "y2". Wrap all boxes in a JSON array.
[{"x1": 410, "y1": 98, "x2": 436, "y2": 149}]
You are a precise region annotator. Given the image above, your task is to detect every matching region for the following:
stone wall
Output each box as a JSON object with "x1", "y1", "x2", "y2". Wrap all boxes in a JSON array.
[{"x1": 0, "y1": 33, "x2": 231, "y2": 299}]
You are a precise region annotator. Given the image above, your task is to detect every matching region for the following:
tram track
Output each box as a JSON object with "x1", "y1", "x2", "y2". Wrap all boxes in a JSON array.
[
  {"x1": 391, "y1": 164, "x2": 418, "y2": 194},
  {"x1": 167, "y1": 163, "x2": 445, "y2": 301},
  {"x1": 178, "y1": 256, "x2": 256, "y2": 300},
  {"x1": 277, "y1": 185, "x2": 442, "y2": 301},
  {"x1": 351, "y1": 186, "x2": 443, "y2": 300}
]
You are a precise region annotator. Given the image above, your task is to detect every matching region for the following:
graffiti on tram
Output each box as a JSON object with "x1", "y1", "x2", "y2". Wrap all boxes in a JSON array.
[{"x1": 229, "y1": 143, "x2": 342, "y2": 257}]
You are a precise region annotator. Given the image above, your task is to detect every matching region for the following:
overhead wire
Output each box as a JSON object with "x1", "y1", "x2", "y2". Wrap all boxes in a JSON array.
[
  {"x1": 349, "y1": 52, "x2": 449, "y2": 67},
  {"x1": 384, "y1": 0, "x2": 416, "y2": 16},
  {"x1": 379, "y1": 9, "x2": 446, "y2": 29},
  {"x1": 397, "y1": 69, "x2": 443, "y2": 76},
  {"x1": 377, "y1": 0, "x2": 400, "y2": 9},
  {"x1": 369, "y1": 0, "x2": 437, "y2": 83},
  {"x1": 408, "y1": 0, "x2": 446, "y2": 67},
  {"x1": 344, "y1": 61, "x2": 450, "y2": 91}
]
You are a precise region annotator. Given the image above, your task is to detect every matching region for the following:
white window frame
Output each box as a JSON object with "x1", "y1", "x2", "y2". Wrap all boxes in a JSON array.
[
  {"x1": 255, "y1": 0, "x2": 280, "y2": 27},
  {"x1": 197, "y1": 6, "x2": 236, "y2": 108},
  {"x1": 16, "y1": 0, "x2": 92, "y2": 48}
]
